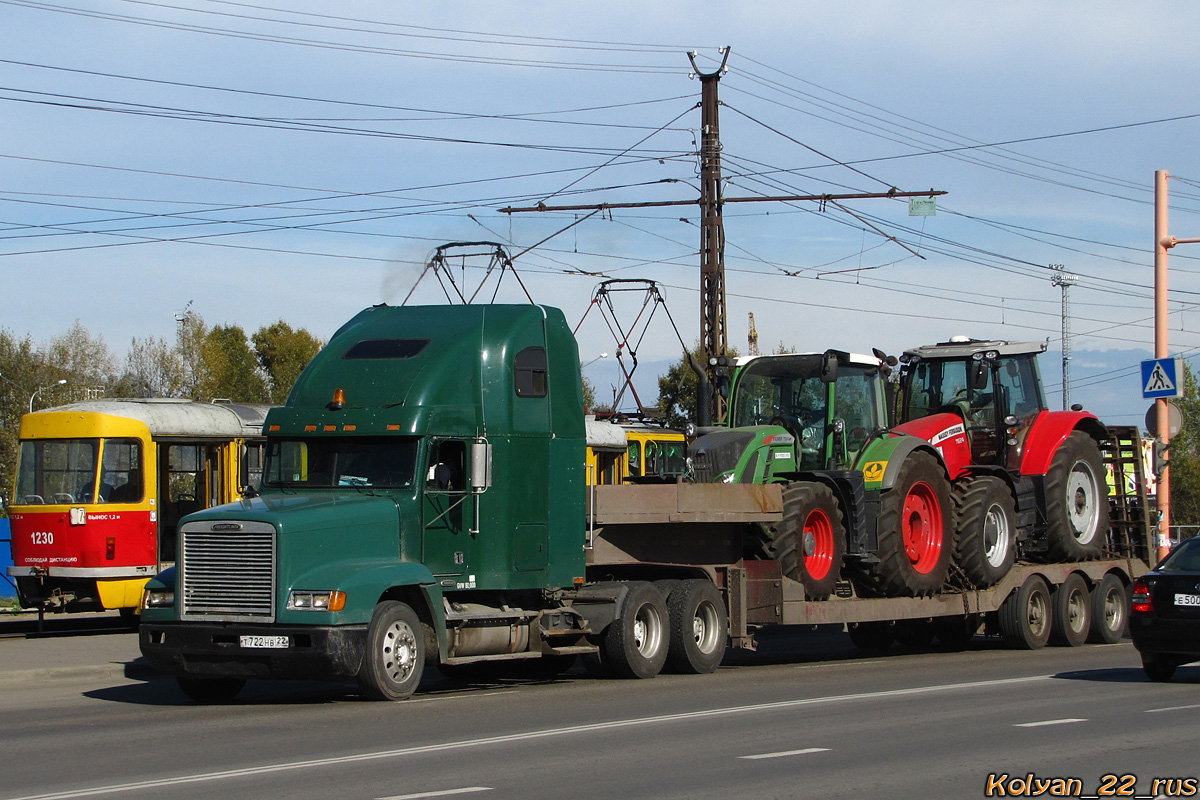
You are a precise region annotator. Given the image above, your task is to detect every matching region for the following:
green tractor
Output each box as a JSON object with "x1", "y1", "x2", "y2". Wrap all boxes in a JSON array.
[{"x1": 687, "y1": 350, "x2": 953, "y2": 599}]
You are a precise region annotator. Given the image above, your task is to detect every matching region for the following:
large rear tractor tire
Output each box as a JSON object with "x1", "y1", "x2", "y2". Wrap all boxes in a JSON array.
[
  {"x1": 1042, "y1": 432, "x2": 1108, "y2": 562},
  {"x1": 952, "y1": 476, "x2": 1016, "y2": 587},
  {"x1": 600, "y1": 581, "x2": 669, "y2": 679},
  {"x1": 358, "y1": 600, "x2": 425, "y2": 701},
  {"x1": 852, "y1": 451, "x2": 953, "y2": 597},
  {"x1": 1049, "y1": 572, "x2": 1091, "y2": 647},
  {"x1": 997, "y1": 575, "x2": 1052, "y2": 649},
  {"x1": 1087, "y1": 572, "x2": 1128, "y2": 644},
  {"x1": 665, "y1": 579, "x2": 728, "y2": 674},
  {"x1": 761, "y1": 482, "x2": 847, "y2": 600}
]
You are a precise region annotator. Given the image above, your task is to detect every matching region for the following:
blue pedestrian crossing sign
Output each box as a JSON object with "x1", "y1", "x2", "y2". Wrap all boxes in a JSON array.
[{"x1": 1142, "y1": 357, "x2": 1184, "y2": 399}]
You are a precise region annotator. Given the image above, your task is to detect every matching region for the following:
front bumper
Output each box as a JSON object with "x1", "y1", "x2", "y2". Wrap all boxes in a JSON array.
[{"x1": 140, "y1": 622, "x2": 368, "y2": 681}]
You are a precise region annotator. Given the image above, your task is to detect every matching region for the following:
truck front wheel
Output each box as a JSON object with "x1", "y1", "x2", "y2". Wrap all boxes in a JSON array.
[
  {"x1": 177, "y1": 677, "x2": 245, "y2": 704},
  {"x1": 358, "y1": 600, "x2": 425, "y2": 700},
  {"x1": 601, "y1": 581, "x2": 669, "y2": 679}
]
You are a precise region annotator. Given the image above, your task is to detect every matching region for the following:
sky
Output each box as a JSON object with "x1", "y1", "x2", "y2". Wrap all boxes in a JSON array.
[{"x1": 3, "y1": 1, "x2": 1200, "y2": 427}]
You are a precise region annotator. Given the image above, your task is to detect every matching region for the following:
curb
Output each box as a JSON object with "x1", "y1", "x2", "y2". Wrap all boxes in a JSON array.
[{"x1": 0, "y1": 657, "x2": 166, "y2": 689}]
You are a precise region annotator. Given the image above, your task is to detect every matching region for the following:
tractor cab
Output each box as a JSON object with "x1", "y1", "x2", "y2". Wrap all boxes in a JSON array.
[{"x1": 896, "y1": 338, "x2": 1046, "y2": 469}]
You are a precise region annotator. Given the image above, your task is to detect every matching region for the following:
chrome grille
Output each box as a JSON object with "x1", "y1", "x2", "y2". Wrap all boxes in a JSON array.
[{"x1": 180, "y1": 521, "x2": 276, "y2": 622}]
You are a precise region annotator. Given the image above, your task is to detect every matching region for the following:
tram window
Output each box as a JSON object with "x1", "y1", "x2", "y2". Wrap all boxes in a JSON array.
[
  {"x1": 241, "y1": 442, "x2": 265, "y2": 492},
  {"x1": 103, "y1": 439, "x2": 142, "y2": 503},
  {"x1": 16, "y1": 439, "x2": 98, "y2": 504}
]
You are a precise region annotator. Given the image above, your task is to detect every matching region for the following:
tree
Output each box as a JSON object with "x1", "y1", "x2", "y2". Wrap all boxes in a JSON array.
[
  {"x1": 252, "y1": 321, "x2": 322, "y2": 404},
  {"x1": 113, "y1": 335, "x2": 186, "y2": 398},
  {"x1": 45, "y1": 320, "x2": 116, "y2": 393},
  {"x1": 199, "y1": 324, "x2": 268, "y2": 402},
  {"x1": 655, "y1": 344, "x2": 739, "y2": 429},
  {"x1": 1167, "y1": 365, "x2": 1200, "y2": 527}
]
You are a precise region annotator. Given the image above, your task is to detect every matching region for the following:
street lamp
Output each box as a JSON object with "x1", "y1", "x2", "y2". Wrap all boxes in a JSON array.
[
  {"x1": 29, "y1": 379, "x2": 67, "y2": 413},
  {"x1": 582, "y1": 353, "x2": 608, "y2": 369}
]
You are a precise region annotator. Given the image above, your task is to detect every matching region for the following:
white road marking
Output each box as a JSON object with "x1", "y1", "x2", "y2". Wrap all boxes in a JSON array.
[
  {"x1": 408, "y1": 691, "x2": 519, "y2": 704},
  {"x1": 4, "y1": 674, "x2": 1051, "y2": 800},
  {"x1": 739, "y1": 747, "x2": 830, "y2": 760},
  {"x1": 377, "y1": 788, "x2": 491, "y2": 800},
  {"x1": 1014, "y1": 718, "x2": 1087, "y2": 727},
  {"x1": 1146, "y1": 703, "x2": 1200, "y2": 713}
]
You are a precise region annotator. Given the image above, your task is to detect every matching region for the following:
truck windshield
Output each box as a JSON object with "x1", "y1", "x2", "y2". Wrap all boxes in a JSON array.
[{"x1": 263, "y1": 437, "x2": 419, "y2": 489}]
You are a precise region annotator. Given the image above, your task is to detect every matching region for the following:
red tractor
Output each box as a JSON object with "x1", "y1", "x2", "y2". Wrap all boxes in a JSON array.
[{"x1": 891, "y1": 338, "x2": 1109, "y2": 587}]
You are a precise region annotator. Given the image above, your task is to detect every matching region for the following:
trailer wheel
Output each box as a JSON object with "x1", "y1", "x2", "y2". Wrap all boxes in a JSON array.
[
  {"x1": 358, "y1": 600, "x2": 424, "y2": 700},
  {"x1": 952, "y1": 476, "x2": 1016, "y2": 587},
  {"x1": 998, "y1": 575, "x2": 1052, "y2": 649},
  {"x1": 893, "y1": 619, "x2": 935, "y2": 648},
  {"x1": 847, "y1": 621, "x2": 894, "y2": 652},
  {"x1": 600, "y1": 581, "x2": 669, "y2": 679},
  {"x1": 854, "y1": 451, "x2": 952, "y2": 597},
  {"x1": 1049, "y1": 572, "x2": 1091, "y2": 647},
  {"x1": 1141, "y1": 653, "x2": 1178, "y2": 682},
  {"x1": 1043, "y1": 432, "x2": 1107, "y2": 562},
  {"x1": 762, "y1": 482, "x2": 846, "y2": 600},
  {"x1": 176, "y1": 677, "x2": 245, "y2": 704},
  {"x1": 665, "y1": 579, "x2": 728, "y2": 674},
  {"x1": 1087, "y1": 572, "x2": 1128, "y2": 644}
]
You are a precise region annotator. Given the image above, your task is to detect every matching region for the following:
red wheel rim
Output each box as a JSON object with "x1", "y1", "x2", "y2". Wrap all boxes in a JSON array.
[
  {"x1": 802, "y1": 508, "x2": 835, "y2": 580},
  {"x1": 902, "y1": 481, "x2": 943, "y2": 574}
]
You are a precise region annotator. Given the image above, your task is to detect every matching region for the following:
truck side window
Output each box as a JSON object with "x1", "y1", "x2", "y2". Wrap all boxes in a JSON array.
[
  {"x1": 427, "y1": 440, "x2": 466, "y2": 493},
  {"x1": 514, "y1": 347, "x2": 548, "y2": 398}
]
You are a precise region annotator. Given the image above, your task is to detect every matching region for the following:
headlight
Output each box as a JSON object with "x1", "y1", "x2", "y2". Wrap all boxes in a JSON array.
[
  {"x1": 142, "y1": 588, "x2": 175, "y2": 609},
  {"x1": 287, "y1": 590, "x2": 346, "y2": 611}
]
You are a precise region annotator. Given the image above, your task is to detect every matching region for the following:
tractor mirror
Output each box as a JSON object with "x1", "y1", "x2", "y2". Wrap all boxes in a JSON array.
[
  {"x1": 969, "y1": 361, "x2": 989, "y2": 390},
  {"x1": 821, "y1": 350, "x2": 840, "y2": 383}
]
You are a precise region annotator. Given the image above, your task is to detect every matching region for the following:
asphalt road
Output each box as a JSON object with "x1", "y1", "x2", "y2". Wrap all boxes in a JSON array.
[{"x1": 0, "y1": 626, "x2": 1196, "y2": 800}]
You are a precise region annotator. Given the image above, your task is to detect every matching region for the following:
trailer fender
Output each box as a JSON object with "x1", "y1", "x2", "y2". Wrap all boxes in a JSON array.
[{"x1": 1019, "y1": 411, "x2": 1107, "y2": 477}]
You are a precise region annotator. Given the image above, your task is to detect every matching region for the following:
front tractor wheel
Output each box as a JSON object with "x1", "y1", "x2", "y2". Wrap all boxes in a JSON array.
[
  {"x1": 852, "y1": 451, "x2": 953, "y2": 597},
  {"x1": 763, "y1": 482, "x2": 847, "y2": 600},
  {"x1": 1043, "y1": 432, "x2": 1108, "y2": 562},
  {"x1": 952, "y1": 476, "x2": 1016, "y2": 587}
]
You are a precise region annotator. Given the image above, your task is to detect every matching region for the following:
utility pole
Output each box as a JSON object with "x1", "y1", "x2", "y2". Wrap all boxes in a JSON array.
[
  {"x1": 501, "y1": 50, "x2": 945, "y2": 425},
  {"x1": 1050, "y1": 264, "x2": 1077, "y2": 410}
]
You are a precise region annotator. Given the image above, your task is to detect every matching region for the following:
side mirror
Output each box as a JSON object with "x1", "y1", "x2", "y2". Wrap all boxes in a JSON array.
[
  {"x1": 470, "y1": 441, "x2": 492, "y2": 490},
  {"x1": 969, "y1": 361, "x2": 989, "y2": 390},
  {"x1": 821, "y1": 350, "x2": 840, "y2": 383}
]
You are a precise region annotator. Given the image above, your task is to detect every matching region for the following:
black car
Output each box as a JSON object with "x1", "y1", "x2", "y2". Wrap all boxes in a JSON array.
[{"x1": 1130, "y1": 536, "x2": 1200, "y2": 681}]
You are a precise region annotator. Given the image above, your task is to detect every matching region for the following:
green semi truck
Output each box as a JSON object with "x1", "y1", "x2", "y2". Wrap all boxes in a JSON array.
[{"x1": 139, "y1": 303, "x2": 1151, "y2": 702}]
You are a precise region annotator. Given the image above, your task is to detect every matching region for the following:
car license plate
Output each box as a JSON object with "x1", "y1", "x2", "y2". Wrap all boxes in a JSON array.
[
  {"x1": 1174, "y1": 593, "x2": 1200, "y2": 607},
  {"x1": 239, "y1": 635, "x2": 289, "y2": 649}
]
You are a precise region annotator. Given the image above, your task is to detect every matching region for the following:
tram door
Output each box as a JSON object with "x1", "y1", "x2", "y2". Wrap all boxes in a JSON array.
[{"x1": 156, "y1": 441, "x2": 229, "y2": 565}]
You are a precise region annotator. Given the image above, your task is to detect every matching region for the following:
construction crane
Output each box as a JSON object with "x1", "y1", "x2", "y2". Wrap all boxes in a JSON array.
[{"x1": 747, "y1": 312, "x2": 759, "y2": 356}]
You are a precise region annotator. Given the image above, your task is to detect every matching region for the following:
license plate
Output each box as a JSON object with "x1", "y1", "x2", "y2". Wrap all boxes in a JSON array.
[
  {"x1": 1174, "y1": 594, "x2": 1200, "y2": 607},
  {"x1": 239, "y1": 635, "x2": 289, "y2": 649}
]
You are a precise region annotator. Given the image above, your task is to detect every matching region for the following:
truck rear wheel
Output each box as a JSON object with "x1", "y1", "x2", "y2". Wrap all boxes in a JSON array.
[
  {"x1": 997, "y1": 575, "x2": 1052, "y2": 649},
  {"x1": 1043, "y1": 432, "x2": 1107, "y2": 562},
  {"x1": 177, "y1": 677, "x2": 245, "y2": 704},
  {"x1": 1087, "y1": 572, "x2": 1128, "y2": 644},
  {"x1": 600, "y1": 581, "x2": 669, "y2": 679},
  {"x1": 853, "y1": 451, "x2": 952, "y2": 597},
  {"x1": 763, "y1": 482, "x2": 846, "y2": 600},
  {"x1": 665, "y1": 579, "x2": 728, "y2": 674},
  {"x1": 952, "y1": 476, "x2": 1016, "y2": 587},
  {"x1": 358, "y1": 600, "x2": 424, "y2": 700},
  {"x1": 1050, "y1": 572, "x2": 1091, "y2": 647}
]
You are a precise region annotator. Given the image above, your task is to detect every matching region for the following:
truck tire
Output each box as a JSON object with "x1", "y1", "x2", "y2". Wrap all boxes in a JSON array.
[
  {"x1": 1049, "y1": 572, "x2": 1090, "y2": 647},
  {"x1": 952, "y1": 476, "x2": 1016, "y2": 587},
  {"x1": 760, "y1": 482, "x2": 846, "y2": 600},
  {"x1": 997, "y1": 575, "x2": 1052, "y2": 649},
  {"x1": 1042, "y1": 432, "x2": 1107, "y2": 562},
  {"x1": 853, "y1": 451, "x2": 952, "y2": 597},
  {"x1": 177, "y1": 677, "x2": 245, "y2": 704},
  {"x1": 358, "y1": 600, "x2": 424, "y2": 700},
  {"x1": 933, "y1": 614, "x2": 980, "y2": 648},
  {"x1": 1087, "y1": 572, "x2": 1128, "y2": 644},
  {"x1": 600, "y1": 581, "x2": 669, "y2": 679},
  {"x1": 665, "y1": 579, "x2": 728, "y2": 674},
  {"x1": 893, "y1": 619, "x2": 935, "y2": 648}
]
